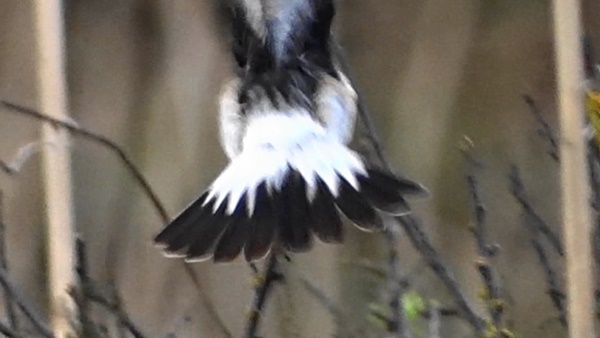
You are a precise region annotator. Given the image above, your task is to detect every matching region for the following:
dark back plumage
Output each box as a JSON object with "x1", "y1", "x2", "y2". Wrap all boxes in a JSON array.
[{"x1": 224, "y1": 0, "x2": 337, "y2": 111}]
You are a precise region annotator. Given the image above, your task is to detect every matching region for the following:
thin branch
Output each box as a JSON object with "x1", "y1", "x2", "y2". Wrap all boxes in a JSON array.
[
  {"x1": 523, "y1": 95, "x2": 560, "y2": 162},
  {"x1": 0, "y1": 160, "x2": 13, "y2": 175},
  {"x1": 508, "y1": 166, "x2": 564, "y2": 256},
  {"x1": 427, "y1": 303, "x2": 441, "y2": 338},
  {"x1": 0, "y1": 191, "x2": 19, "y2": 333},
  {"x1": 509, "y1": 167, "x2": 566, "y2": 326},
  {"x1": 244, "y1": 253, "x2": 282, "y2": 338},
  {"x1": 72, "y1": 238, "x2": 105, "y2": 338},
  {"x1": 463, "y1": 150, "x2": 505, "y2": 331},
  {"x1": 84, "y1": 283, "x2": 147, "y2": 338},
  {"x1": 340, "y1": 48, "x2": 486, "y2": 332},
  {"x1": 396, "y1": 215, "x2": 487, "y2": 333},
  {"x1": 0, "y1": 142, "x2": 46, "y2": 176},
  {"x1": 0, "y1": 99, "x2": 232, "y2": 337},
  {"x1": 530, "y1": 230, "x2": 567, "y2": 326},
  {"x1": 0, "y1": 99, "x2": 168, "y2": 222},
  {"x1": 0, "y1": 267, "x2": 53, "y2": 338},
  {"x1": 0, "y1": 320, "x2": 17, "y2": 338},
  {"x1": 383, "y1": 227, "x2": 412, "y2": 338}
]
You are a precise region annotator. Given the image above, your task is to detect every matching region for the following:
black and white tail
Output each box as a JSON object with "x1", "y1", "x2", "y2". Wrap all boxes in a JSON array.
[{"x1": 154, "y1": 114, "x2": 427, "y2": 262}]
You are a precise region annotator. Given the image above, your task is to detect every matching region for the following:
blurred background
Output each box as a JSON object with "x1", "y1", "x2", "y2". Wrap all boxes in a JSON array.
[{"x1": 0, "y1": 0, "x2": 599, "y2": 337}]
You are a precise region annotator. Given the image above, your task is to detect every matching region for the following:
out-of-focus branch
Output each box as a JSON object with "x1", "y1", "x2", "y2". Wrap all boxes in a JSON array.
[
  {"x1": 383, "y1": 227, "x2": 412, "y2": 338},
  {"x1": 339, "y1": 53, "x2": 486, "y2": 334},
  {"x1": 509, "y1": 167, "x2": 566, "y2": 326},
  {"x1": 73, "y1": 240, "x2": 146, "y2": 338},
  {"x1": 72, "y1": 238, "x2": 104, "y2": 338},
  {"x1": 244, "y1": 253, "x2": 282, "y2": 338},
  {"x1": 84, "y1": 285, "x2": 146, "y2": 338},
  {"x1": 462, "y1": 148, "x2": 505, "y2": 332},
  {"x1": 0, "y1": 267, "x2": 54, "y2": 338},
  {"x1": 508, "y1": 166, "x2": 564, "y2": 256},
  {"x1": 0, "y1": 99, "x2": 232, "y2": 337},
  {"x1": 0, "y1": 161, "x2": 12, "y2": 175},
  {"x1": 0, "y1": 142, "x2": 45, "y2": 176},
  {"x1": 337, "y1": 41, "x2": 485, "y2": 334},
  {"x1": 523, "y1": 95, "x2": 560, "y2": 162},
  {"x1": 397, "y1": 215, "x2": 486, "y2": 333},
  {"x1": 0, "y1": 99, "x2": 168, "y2": 222},
  {"x1": 0, "y1": 321, "x2": 16, "y2": 338},
  {"x1": 0, "y1": 192, "x2": 19, "y2": 333},
  {"x1": 427, "y1": 303, "x2": 441, "y2": 338}
]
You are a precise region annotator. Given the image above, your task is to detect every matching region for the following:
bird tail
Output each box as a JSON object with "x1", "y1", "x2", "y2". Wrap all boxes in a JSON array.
[{"x1": 154, "y1": 115, "x2": 427, "y2": 263}]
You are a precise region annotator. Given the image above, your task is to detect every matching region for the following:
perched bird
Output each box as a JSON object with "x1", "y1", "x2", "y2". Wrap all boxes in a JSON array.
[{"x1": 154, "y1": 0, "x2": 427, "y2": 263}]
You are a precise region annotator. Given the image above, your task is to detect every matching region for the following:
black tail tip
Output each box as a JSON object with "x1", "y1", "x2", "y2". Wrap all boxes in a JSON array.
[{"x1": 153, "y1": 168, "x2": 426, "y2": 263}]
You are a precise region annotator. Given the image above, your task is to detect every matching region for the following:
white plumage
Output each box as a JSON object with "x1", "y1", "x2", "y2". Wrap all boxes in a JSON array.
[
  {"x1": 207, "y1": 112, "x2": 366, "y2": 216},
  {"x1": 154, "y1": 0, "x2": 426, "y2": 263}
]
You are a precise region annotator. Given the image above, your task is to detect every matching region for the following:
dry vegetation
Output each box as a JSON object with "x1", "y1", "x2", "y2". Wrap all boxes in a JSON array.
[{"x1": 0, "y1": 1, "x2": 598, "y2": 337}]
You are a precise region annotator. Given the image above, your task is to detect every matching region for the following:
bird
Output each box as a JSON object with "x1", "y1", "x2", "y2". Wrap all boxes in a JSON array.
[{"x1": 154, "y1": 0, "x2": 427, "y2": 263}]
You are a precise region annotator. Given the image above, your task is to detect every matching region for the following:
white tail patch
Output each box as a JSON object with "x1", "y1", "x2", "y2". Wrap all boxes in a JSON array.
[{"x1": 204, "y1": 113, "x2": 366, "y2": 216}]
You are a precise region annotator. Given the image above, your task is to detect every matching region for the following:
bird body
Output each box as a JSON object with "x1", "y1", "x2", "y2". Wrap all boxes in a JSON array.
[{"x1": 154, "y1": 0, "x2": 426, "y2": 262}]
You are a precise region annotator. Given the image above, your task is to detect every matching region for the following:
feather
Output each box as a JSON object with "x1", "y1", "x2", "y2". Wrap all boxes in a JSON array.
[
  {"x1": 213, "y1": 195, "x2": 253, "y2": 263},
  {"x1": 154, "y1": 192, "x2": 209, "y2": 246},
  {"x1": 244, "y1": 182, "x2": 277, "y2": 261},
  {"x1": 310, "y1": 178, "x2": 343, "y2": 243},
  {"x1": 358, "y1": 171, "x2": 412, "y2": 216},
  {"x1": 335, "y1": 176, "x2": 384, "y2": 232},
  {"x1": 165, "y1": 198, "x2": 225, "y2": 255},
  {"x1": 366, "y1": 169, "x2": 428, "y2": 197},
  {"x1": 278, "y1": 170, "x2": 313, "y2": 252},
  {"x1": 183, "y1": 208, "x2": 232, "y2": 262}
]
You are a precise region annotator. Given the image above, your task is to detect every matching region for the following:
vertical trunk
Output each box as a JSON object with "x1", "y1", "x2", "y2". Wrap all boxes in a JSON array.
[
  {"x1": 552, "y1": 0, "x2": 596, "y2": 336},
  {"x1": 34, "y1": 1, "x2": 77, "y2": 335}
]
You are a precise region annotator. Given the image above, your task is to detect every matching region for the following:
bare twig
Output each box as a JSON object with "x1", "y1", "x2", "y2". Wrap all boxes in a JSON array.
[
  {"x1": 0, "y1": 142, "x2": 47, "y2": 176},
  {"x1": 72, "y1": 238, "x2": 105, "y2": 338},
  {"x1": 463, "y1": 150, "x2": 505, "y2": 332},
  {"x1": 0, "y1": 160, "x2": 13, "y2": 175},
  {"x1": 244, "y1": 253, "x2": 282, "y2": 338},
  {"x1": 427, "y1": 303, "x2": 441, "y2": 338},
  {"x1": 530, "y1": 228, "x2": 567, "y2": 326},
  {"x1": 523, "y1": 95, "x2": 560, "y2": 162},
  {"x1": 397, "y1": 215, "x2": 486, "y2": 333},
  {"x1": 341, "y1": 46, "x2": 486, "y2": 332},
  {"x1": 0, "y1": 322, "x2": 17, "y2": 338},
  {"x1": 421, "y1": 306, "x2": 459, "y2": 319},
  {"x1": 84, "y1": 283, "x2": 147, "y2": 338},
  {"x1": 508, "y1": 167, "x2": 564, "y2": 256},
  {"x1": 0, "y1": 320, "x2": 17, "y2": 338},
  {"x1": 509, "y1": 167, "x2": 566, "y2": 326},
  {"x1": 0, "y1": 191, "x2": 20, "y2": 333},
  {"x1": 383, "y1": 227, "x2": 412, "y2": 338},
  {"x1": 0, "y1": 99, "x2": 232, "y2": 336},
  {"x1": 0, "y1": 99, "x2": 168, "y2": 222},
  {"x1": 0, "y1": 267, "x2": 53, "y2": 338}
]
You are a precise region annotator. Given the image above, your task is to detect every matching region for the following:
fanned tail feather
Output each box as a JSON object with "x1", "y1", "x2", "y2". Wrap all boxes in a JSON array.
[{"x1": 154, "y1": 117, "x2": 427, "y2": 262}]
